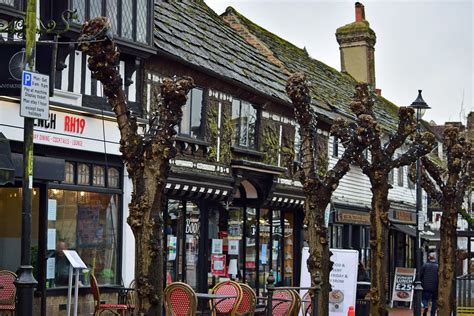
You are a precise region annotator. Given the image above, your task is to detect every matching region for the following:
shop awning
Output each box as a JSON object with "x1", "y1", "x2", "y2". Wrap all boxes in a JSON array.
[
  {"x1": 0, "y1": 133, "x2": 15, "y2": 185},
  {"x1": 392, "y1": 223, "x2": 440, "y2": 241}
]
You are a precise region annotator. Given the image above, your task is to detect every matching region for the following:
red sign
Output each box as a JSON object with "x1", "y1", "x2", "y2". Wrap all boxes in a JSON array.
[{"x1": 211, "y1": 254, "x2": 226, "y2": 276}]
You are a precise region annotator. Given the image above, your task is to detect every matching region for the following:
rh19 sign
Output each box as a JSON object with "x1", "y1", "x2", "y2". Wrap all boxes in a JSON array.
[
  {"x1": 391, "y1": 267, "x2": 416, "y2": 307},
  {"x1": 20, "y1": 71, "x2": 50, "y2": 120}
]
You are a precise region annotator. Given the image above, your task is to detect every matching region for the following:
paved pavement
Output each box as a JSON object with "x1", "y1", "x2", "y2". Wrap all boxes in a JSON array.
[{"x1": 389, "y1": 308, "x2": 435, "y2": 316}]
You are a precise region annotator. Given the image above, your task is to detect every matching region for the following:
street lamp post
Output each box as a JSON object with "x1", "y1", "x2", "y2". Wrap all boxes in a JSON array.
[{"x1": 410, "y1": 90, "x2": 430, "y2": 316}]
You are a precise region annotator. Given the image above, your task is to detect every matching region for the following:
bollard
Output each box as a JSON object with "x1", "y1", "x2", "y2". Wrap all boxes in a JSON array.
[
  {"x1": 348, "y1": 305, "x2": 355, "y2": 316},
  {"x1": 312, "y1": 271, "x2": 321, "y2": 316},
  {"x1": 266, "y1": 270, "x2": 275, "y2": 316}
]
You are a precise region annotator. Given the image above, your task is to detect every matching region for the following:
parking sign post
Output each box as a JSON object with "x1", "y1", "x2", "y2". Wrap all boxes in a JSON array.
[{"x1": 14, "y1": 1, "x2": 39, "y2": 315}]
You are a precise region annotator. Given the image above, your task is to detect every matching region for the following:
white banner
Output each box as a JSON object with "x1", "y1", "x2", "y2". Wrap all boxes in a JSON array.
[
  {"x1": 300, "y1": 247, "x2": 359, "y2": 316},
  {"x1": 1, "y1": 100, "x2": 120, "y2": 154}
]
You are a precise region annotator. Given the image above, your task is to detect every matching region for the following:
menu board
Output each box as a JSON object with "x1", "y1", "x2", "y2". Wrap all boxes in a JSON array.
[{"x1": 391, "y1": 267, "x2": 415, "y2": 306}]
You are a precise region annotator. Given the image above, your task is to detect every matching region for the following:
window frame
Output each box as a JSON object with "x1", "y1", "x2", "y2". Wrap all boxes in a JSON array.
[
  {"x1": 332, "y1": 136, "x2": 339, "y2": 158},
  {"x1": 178, "y1": 87, "x2": 205, "y2": 139},
  {"x1": 70, "y1": 0, "x2": 152, "y2": 45},
  {"x1": 231, "y1": 98, "x2": 259, "y2": 149}
]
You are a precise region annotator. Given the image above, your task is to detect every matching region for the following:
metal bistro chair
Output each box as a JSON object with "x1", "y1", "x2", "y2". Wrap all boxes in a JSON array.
[
  {"x1": 126, "y1": 279, "x2": 137, "y2": 315},
  {"x1": 271, "y1": 290, "x2": 295, "y2": 316},
  {"x1": 0, "y1": 270, "x2": 16, "y2": 315},
  {"x1": 300, "y1": 291, "x2": 311, "y2": 316},
  {"x1": 90, "y1": 273, "x2": 127, "y2": 316},
  {"x1": 236, "y1": 283, "x2": 257, "y2": 316},
  {"x1": 209, "y1": 280, "x2": 242, "y2": 316},
  {"x1": 164, "y1": 282, "x2": 197, "y2": 316},
  {"x1": 289, "y1": 290, "x2": 301, "y2": 316}
]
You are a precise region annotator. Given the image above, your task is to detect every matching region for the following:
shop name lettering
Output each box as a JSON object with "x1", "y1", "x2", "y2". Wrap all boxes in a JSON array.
[
  {"x1": 34, "y1": 113, "x2": 86, "y2": 134},
  {"x1": 185, "y1": 219, "x2": 200, "y2": 235},
  {"x1": 330, "y1": 262, "x2": 348, "y2": 284}
]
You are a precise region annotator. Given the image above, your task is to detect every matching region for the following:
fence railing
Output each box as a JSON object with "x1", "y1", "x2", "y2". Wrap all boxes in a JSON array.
[{"x1": 457, "y1": 274, "x2": 474, "y2": 312}]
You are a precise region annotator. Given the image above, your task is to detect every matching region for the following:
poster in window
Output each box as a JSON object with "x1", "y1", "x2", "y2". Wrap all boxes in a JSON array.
[
  {"x1": 76, "y1": 204, "x2": 101, "y2": 248},
  {"x1": 211, "y1": 254, "x2": 226, "y2": 276},
  {"x1": 211, "y1": 239, "x2": 223, "y2": 254},
  {"x1": 168, "y1": 235, "x2": 177, "y2": 261},
  {"x1": 228, "y1": 240, "x2": 239, "y2": 255}
]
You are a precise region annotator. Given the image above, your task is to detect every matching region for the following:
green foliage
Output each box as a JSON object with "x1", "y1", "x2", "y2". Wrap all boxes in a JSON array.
[
  {"x1": 262, "y1": 124, "x2": 279, "y2": 165},
  {"x1": 207, "y1": 105, "x2": 219, "y2": 162},
  {"x1": 281, "y1": 133, "x2": 295, "y2": 172},
  {"x1": 101, "y1": 268, "x2": 114, "y2": 279},
  {"x1": 220, "y1": 110, "x2": 233, "y2": 164}
]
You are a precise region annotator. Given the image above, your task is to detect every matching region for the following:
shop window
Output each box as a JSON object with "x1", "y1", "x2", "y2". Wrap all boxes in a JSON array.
[
  {"x1": 71, "y1": 0, "x2": 150, "y2": 44},
  {"x1": 245, "y1": 208, "x2": 257, "y2": 289},
  {"x1": 165, "y1": 200, "x2": 184, "y2": 285},
  {"x1": 0, "y1": 188, "x2": 39, "y2": 274},
  {"x1": 179, "y1": 88, "x2": 204, "y2": 139},
  {"x1": 46, "y1": 190, "x2": 120, "y2": 288},
  {"x1": 258, "y1": 209, "x2": 271, "y2": 294},
  {"x1": 330, "y1": 225, "x2": 343, "y2": 248},
  {"x1": 93, "y1": 166, "x2": 105, "y2": 187},
  {"x1": 77, "y1": 163, "x2": 90, "y2": 185},
  {"x1": 184, "y1": 201, "x2": 200, "y2": 289},
  {"x1": 64, "y1": 162, "x2": 75, "y2": 184},
  {"x1": 232, "y1": 99, "x2": 258, "y2": 149},
  {"x1": 108, "y1": 168, "x2": 120, "y2": 188},
  {"x1": 283, "y1": 212, "x2": 294, "y2": 286}
]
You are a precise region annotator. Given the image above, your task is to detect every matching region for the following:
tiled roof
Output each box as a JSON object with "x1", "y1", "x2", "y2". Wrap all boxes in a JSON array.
[
  {"x1": 154, "y1": 0, "x2": 289, "y2": 102},
  {"x1": 154, "y1": 0, "x2": 400, "y2": 129},
  {"x1": 223, "y1": 7, "x2": 399, "y2": 130}
]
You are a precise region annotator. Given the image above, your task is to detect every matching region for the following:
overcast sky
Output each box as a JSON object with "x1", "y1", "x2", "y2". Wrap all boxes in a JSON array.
[{"x1": 206, "y1": 0, "x2": 473, "y2": 125}]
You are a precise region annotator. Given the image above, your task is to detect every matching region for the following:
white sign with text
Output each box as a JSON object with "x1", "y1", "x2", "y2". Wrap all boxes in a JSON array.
[
  {"x1": 299, "y1": 248, "x2": 358, "y2": 316},
  {"x1": 20, "y1": 71, "x2": 49, "y2": 119}
]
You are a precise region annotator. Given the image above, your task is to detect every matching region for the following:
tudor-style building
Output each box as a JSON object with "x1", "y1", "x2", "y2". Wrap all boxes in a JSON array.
[{"x1": 0, "y1": 0, "x2": 154, "y2": 315}]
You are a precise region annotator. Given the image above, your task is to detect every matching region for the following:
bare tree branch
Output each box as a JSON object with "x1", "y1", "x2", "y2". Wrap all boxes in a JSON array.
[
  {"x1": 391, "y1": 132, "x2": 436, "y2": 169},
  {"x1": 384, "y1": 107, "x2": 417, "y2": 158},
  {"x1": 419, "y1": 156, "x2": 446, "y2": 191}
]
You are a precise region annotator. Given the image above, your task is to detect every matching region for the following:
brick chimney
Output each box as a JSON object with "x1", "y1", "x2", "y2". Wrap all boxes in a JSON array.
[{"x1": 336, "y1": 2, "x2": 376, "y2": 87}]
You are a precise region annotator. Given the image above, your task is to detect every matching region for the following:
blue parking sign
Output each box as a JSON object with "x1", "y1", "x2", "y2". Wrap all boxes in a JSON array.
[{"x1": 22, "y1": 71, "x2": 32, "y2": 87}]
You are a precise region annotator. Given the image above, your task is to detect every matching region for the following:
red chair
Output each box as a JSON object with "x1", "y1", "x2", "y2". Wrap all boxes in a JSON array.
[
  {"x1": 272, "y1": 290, "x2": 295, "y2": 316},
  {"x1": 210, "y1": 280, "x2": 242, "y2": 316},
  {"x1": 236, "y1": 283, "x2": 256, "y2": 316},
  {"x1": 90, "y1": 273, "x2": 127, "y2": 316},
  {"x1": 0, "y1": 270, "x2": 16, "y2": 315},
  {"x1": 164, "y1": 282, "x2": 197, "y2": 316}
]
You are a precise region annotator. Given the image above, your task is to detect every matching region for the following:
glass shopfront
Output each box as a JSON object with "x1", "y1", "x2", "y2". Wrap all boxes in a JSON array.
[{"x1": 164, "y1": 199, "x2": 299, "y2": 295}]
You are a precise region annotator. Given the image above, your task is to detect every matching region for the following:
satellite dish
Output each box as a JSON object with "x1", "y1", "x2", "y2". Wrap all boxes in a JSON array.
[{"x1": 9, "y1": 48, "x2": 26, "y2": 81}]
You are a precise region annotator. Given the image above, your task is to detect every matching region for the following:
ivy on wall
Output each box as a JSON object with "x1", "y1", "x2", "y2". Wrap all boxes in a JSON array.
[{"x1": 262, "y1": 123, "x2": 279, "y2": 165}]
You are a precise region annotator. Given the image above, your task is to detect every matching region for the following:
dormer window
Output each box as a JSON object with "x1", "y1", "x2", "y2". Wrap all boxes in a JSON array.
[
  {"x1": 231, "y1": 99, "x2": 258, "y2": 149},
  {"x1": 72, "y1": 0, "x2": 151, "y2": 45}
]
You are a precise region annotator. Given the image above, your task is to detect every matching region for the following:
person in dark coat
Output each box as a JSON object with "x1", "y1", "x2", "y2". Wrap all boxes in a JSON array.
[{"x1": 420, "y1": 253, "x2": 438, "y2": 316}]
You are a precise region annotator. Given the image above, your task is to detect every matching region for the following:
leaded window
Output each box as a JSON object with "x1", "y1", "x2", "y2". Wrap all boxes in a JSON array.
[
  {"x1": 93, "y1": 165, "x2": 105, "y2": 187},
  {"x1": 108, "y1": 167, "x2": 120, "y2": 188},
  {"x1": 64, "y1": 162, "x2": 75, "y2": 184},
  {"x1": 232, "y1": 99, "x2": 258, "y2": 149},
  {"x1": 179, "y1": 88, "x2": 204, "y2": 139},
  {"x1": 397, "y1": 164, "x2": 404, "y2": 187},
  {"x1": 70, "y1": 0, "x2": 150, "y2": 44},
  {"x1": 78, "y1": 163, "x2": 90, "y2": 185}
]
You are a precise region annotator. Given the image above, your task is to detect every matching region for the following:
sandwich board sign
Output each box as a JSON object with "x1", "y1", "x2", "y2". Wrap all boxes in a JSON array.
[
  {"x1": 63, "y1": 250, "x2": 87, "y2": 316},
  {"x1": 390, "y1": 267, "x2": 416, "y2": 308},
  {"x1": 20, "y1": 70, "x2": 50, "y2": 120},
  {"x1": 299, "y1": 247, "x2": 359, "y2": 316}
]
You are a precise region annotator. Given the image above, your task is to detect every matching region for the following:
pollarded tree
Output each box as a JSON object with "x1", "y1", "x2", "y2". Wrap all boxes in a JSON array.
[
  {"x1": 352, "y1": 100, "x2": 435, "y2": 315},
  {"x1": 411, "y1": 126, "x2": 472, "y2": 316},
  {"x1": 78, "y1": 17, "x2": 194, "y2": 315},
  {"x1": 286, "y1": 73, "x2": 375, "y2": 316}
]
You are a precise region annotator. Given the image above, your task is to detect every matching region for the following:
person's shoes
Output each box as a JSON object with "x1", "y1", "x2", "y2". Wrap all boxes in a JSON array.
[{"x1": 423, "y1": 308, "x2": 428, "y2": 316}]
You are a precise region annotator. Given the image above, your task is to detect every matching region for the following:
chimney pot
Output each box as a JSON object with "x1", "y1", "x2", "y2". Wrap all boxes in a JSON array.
[
  {"x1": 375, "y1": 88, "x2": 382, "y2": 96},
  {"x1": 355, "y1": 2, "x2": 365, "y2": 22}
]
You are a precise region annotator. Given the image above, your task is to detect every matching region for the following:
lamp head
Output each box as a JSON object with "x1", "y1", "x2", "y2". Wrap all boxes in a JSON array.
[{"x1": 410, "y1": 90, "x2": 430, "y2": 119}]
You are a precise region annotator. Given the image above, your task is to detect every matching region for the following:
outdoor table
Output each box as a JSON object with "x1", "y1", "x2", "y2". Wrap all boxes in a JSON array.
[
  {"x1": 195, "y1": 293, "x2": 237, "y2": 315},
  {"x1": 101, "y1": 285, "x2": 135, "y2": 305}
]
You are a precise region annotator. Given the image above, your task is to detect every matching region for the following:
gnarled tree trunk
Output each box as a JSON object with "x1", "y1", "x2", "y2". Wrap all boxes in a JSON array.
[
  {"x1": 437, "y1": 206, "x2": 457, "y2": 316},
  {"x1": 368, "y1": 178, "x2": 390, "y2": 316},
  {"x1": 78, "y1": 17, "x2": 194, "y2": 315}
]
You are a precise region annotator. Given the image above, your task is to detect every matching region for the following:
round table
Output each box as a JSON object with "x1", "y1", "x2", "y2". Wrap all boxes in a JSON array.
[{"x1": 195, "y1": 293, "x2": 237, "y2": 315}]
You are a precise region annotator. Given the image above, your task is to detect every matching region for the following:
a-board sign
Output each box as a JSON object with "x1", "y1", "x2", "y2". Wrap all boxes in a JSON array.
[
  {"x1": 20, "y1": 71, "x2": 50, "y2": 120},
  {"x1": 391, "y1": 267, "x2": 415, "y2": 307},
  {"x1": 63, "y1": 250, "x2": 87, "y2": 269},
  {"x1": 300, "y1": 247, "x2": 359, "y2": 315}
]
